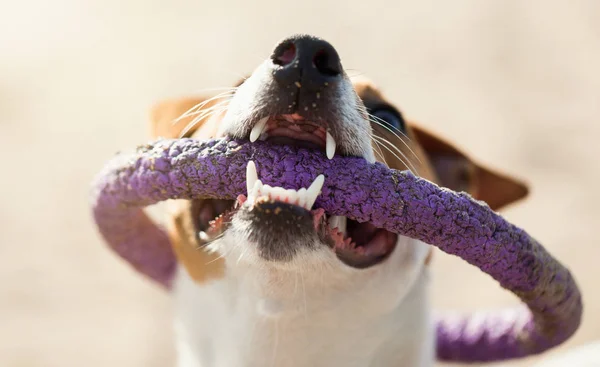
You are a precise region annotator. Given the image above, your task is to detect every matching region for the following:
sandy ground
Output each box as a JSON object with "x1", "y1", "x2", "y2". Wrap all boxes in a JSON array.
[{"x1": 1, "y1": 1, "x2": 599, "y2": 366}]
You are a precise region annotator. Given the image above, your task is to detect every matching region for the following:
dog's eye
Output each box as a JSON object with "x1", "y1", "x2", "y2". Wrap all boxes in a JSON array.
[{"x1": 370, "y1": 108, "x2": 406, "y2": 133}]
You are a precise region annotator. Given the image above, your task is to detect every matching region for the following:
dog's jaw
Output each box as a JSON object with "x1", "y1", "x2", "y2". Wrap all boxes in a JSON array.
[
  {"x1": 170, "y1": 35, "x2": 435, "y2": 367},
  {"x1": 173, "y1": 235, "x2": 434, "y2": 367}
]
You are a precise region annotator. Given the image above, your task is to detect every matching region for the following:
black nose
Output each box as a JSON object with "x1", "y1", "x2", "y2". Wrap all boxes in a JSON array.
[{"x1": 271, "y1": 35, "x2": 342, "y2": 88}]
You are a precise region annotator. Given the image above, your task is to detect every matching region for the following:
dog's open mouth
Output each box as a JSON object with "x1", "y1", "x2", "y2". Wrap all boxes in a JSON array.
[
  {"x1": 192, "y1": 198, "x2": 237, "y2": 243},
  {"x1": 249, "y1": 113, "x2": 336, "y2": 159},
  {"x1": 193, "y1": 114, "x2": 396, "y2": 268}
]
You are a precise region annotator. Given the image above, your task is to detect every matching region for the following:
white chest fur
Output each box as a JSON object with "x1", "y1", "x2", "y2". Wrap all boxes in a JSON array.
[{"x1": 172, "y1": 237, "x2": 434, "y2": 367}]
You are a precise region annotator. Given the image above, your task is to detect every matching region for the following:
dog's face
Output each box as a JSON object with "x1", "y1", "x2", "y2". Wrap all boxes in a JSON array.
[{"x1": 151, "y1": 35, "x2": 528, "y2": 306}]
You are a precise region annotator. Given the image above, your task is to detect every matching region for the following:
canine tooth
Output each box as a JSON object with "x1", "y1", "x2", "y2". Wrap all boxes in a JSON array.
[
  {"x1": 246, "y1": 161, "x2": 258, "y2": 194},
  {"x1": 326, "y1": 131, "x2": 336, "y2": 159},
  {"x1": 305, "y1": 174, "x2": 325, "y2": 209},
  {"x1": 328, "y1": 215, "x2": 347, "y2": 234},
  {"x1": 249, "y1": 117, "x2": 269, "y2": 142}
]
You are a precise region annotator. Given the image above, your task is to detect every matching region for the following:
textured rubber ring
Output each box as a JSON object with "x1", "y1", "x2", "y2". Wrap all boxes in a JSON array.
[{"x1": 91, "y1": 138, "x2": 582, "y2": 362}]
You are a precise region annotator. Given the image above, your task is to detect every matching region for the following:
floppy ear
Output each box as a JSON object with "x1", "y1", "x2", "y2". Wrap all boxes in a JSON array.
[
  {"x1": 149, "y1": 95, "x2": 220, "y2": 139},
  {"x1": 411, "y1": 125, "x2": 529, "y2": 211}
]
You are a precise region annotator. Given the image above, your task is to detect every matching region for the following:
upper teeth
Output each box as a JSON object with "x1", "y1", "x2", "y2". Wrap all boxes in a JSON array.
[
  {"x1": 246, "y1": 161, "x2": 259, "y2": 194},
  {"x1": 245, "y1": 161, "x2": 325, "y2": 211},
  {"x1": 248, "y1": 117, "x2": 337, "y2": 160},
  {"x1": 249, "y1": 116, "x2": 269, "y2": 142},
  {"x1": 325, "y1": 131, "x2": 336, "y2": 160}
]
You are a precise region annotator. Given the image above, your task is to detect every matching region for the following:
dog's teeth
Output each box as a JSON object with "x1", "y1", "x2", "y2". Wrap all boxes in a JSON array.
[
  {"x1": 246, "y1": 179, "x2": 263, "y2": 205},
  {"x1": 199, "y1": 231, "x2": 210, "y2": 241},
  {"x1": 328, "y1": 215, "x2": 347, "y2": 234},
  {"x1": 249, "y1": 116, "x2": 269, "y2": 142},
  {"x1": 244, "y1": 169, "x2": 325, "y2": 211},
  {"x1": 261, "y1": 184, "x2": 272, "y2": 198},
  {"x1": 248, "y1": 180, "x2": 263, "y2": 199},
  {"x1": 246, "y1": 161, "x2": 258, "y2": 194},
  {"x1": 296, "y1": 188, "x2": 307, "y2": 208},
  {"x1": 284, "y1": 189, "x2": 298, "y2": 204},
  {"x1": 271, "y1": 187, "x2": 286, "y2": 201},
  {"x1": 326, "y1": 131, "x2": 336, "y2": 159},
  {"x1": 305, "y1": 174, "x2": 324, "y2": 209}
]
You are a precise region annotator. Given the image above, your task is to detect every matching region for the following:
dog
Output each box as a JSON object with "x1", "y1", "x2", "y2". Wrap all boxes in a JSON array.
[{"x1": 149, "y1": 35, "x2": 528, "y2": 367}]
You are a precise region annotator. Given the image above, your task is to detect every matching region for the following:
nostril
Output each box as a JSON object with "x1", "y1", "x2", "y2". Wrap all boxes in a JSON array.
[
  {"x1": 271, "y1": 35, "x2": 342, "y2": 85},
  {"x1": 273, "y1": 42, "x2": 296, "y2": 66},
  {"x1": 313, "y1": 49, "x2": 341, "y2": 77}
]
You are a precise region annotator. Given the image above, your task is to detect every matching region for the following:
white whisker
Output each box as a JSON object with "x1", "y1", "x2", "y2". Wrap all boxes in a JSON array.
[
  {"x1": 191, "y1": 87, "x2": 238, "y2": 94},
  {"x1": 174, "y1": 90, "x2": 236, "y2": 123},
  {"x1": 176, "y1": 90, "x2": 234, "y2": 118},
  {"x1": 179, "y1": 105, "x2": 230, "y2": 138},
  {"x1": 372, "y1": 138, "x2": 388, "y2": 167},
  {"x1": 368, "y1": 113, "x2": 422, "y2": 165},
  {"x1": 371, "y1": 130, "x2": 419, "y2": 173},
  {"x1": 236, "y1": 247, "x2": 247, "y2": 264},
  {"x1": 372, "y1": 133, "x2": 418, "y2": 174},
  {"x1": 181, "y1": 99, "x2": 232, "y2": 120},
  {"x1": 204, "y1": 248, "x2": 228, "y2": 265},
  {"x1": 372, "y1": 134, "x2": 419, "y2": 175}
]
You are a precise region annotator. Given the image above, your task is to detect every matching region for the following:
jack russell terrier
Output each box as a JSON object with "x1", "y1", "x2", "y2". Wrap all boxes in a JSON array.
[{"x1": 149, "y1": 35, "x2": 529, "y2": 367}]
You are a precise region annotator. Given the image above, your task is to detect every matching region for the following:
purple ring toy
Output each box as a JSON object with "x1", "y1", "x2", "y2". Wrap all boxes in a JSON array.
[{"x1": 91, "y1": 137, "x2": 582, "y2": 363}]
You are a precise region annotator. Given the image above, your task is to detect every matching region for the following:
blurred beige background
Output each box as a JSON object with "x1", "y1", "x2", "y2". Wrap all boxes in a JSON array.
[{"x1": 1, "y1": 0, "x2": 599, "y2": 366}]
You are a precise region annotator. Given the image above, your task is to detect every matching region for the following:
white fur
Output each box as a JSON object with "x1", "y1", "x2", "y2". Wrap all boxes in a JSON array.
[
  {"x1": 176, "y1": 55, "x2": 433, "y2": 366},
  {"x1": 217, "y1": 60, "x2": 376, "y2": 163},
  {"x1": 173, "y1": 233, "x2": 434, "y2": 367}
]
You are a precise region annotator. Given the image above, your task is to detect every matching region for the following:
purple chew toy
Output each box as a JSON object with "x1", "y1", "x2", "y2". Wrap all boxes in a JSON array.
[{"x1": 91, "y1": 137, "x2": 582, "y2": 363}]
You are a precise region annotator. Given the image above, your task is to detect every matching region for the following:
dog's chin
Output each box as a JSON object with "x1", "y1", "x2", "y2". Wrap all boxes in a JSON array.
[
  {"x1": 196, "y1": 195, "x2": 398, "y2": 270},
  {"x1": 234, "y1": 198, "x2": 321, "y2": 263}
]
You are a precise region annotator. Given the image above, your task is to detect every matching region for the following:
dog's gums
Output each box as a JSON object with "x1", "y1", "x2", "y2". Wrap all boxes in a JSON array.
[
  {"x1": 91, "y1": 34, "x2": 586, "y2": 366},
  {"x1": 92, "y1": 137, "x2": 581, "y2": 362},
  {"x1": 194, "y1": 159, "x2": 396, "y2": 268},
  {"x1": 245, "y1": 160, "x2": 395, "y2": 267},
  {"x1": 249, "y1": 114, "x2": 337, "y2": 159}
]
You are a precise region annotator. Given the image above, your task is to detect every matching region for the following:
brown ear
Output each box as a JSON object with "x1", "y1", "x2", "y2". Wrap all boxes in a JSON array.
[
  {"x1": 149, "y1": 77, "x2": 248, "y2": 139},
  {"x1": 149, "y1": 96, "x2": 229, "y2": 283},
  {"x1": 149, "y1": 95, "x2": 221, "y2": 139},
  {"x1": 411, "y1": 125, "x2": 529, "y2": 211}
]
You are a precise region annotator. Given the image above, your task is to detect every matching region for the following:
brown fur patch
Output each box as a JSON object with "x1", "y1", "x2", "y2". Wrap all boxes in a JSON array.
[
  {"x1": 151, "y1": 76, "x2": 528, "y2": 276},
  {"x1": 168, "y1": 200, "x2": 225, "y2": 283}
]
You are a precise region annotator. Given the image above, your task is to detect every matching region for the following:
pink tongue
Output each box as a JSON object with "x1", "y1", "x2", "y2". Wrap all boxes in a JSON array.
[{"x1": 362, "y1": 230, "x2": 395, "y2": 256}]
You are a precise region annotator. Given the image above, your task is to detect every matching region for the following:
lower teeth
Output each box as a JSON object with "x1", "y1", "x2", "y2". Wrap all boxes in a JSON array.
[
  {"x1": 328, "y1": 215, "x2": 347, "y2": 235},
  {"x1": 199, "y1": 231, "x2": 210, "y2": 241}
]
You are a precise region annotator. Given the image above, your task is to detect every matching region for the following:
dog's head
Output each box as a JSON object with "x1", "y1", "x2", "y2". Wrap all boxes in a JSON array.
[{"x1": 151, "y1": 35, "x2": 528, "y2": 305}]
